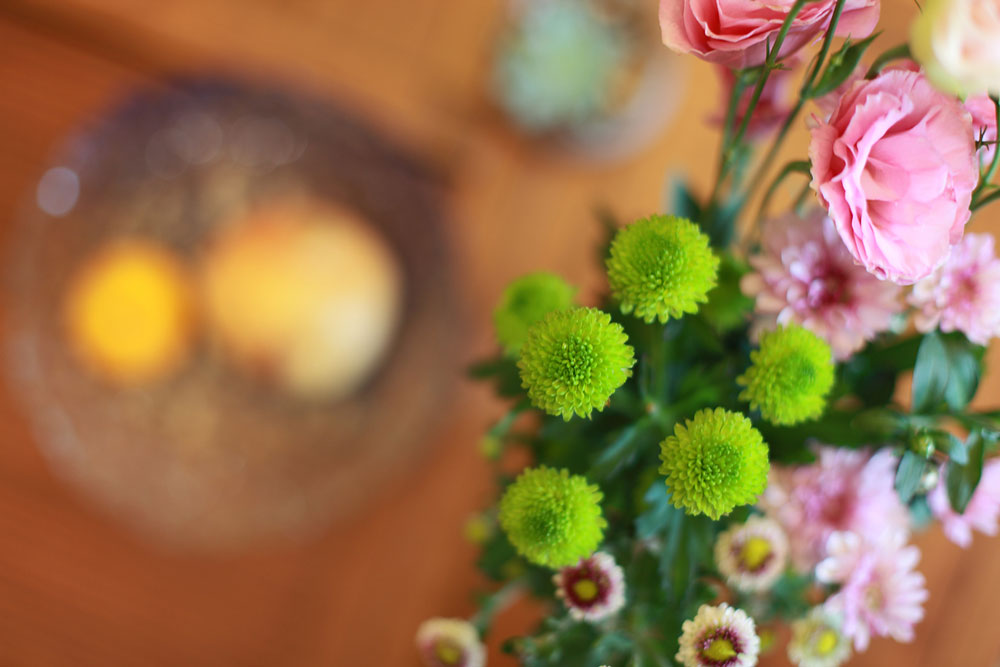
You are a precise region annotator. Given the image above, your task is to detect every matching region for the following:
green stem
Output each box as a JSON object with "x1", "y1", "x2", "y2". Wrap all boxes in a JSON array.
[
  {"x1": 972, "y1": 95, "x2": 1000, "y2": 207},
  {"x1": 739, "y1": 0, "x2": 848, "y2": 210},
  {"x1": 793, "y1": 178, "x2": 815, "y2": 213},
  {"x1": 470, "y1": 581, "x2": 524, "y2": 637},
  {"x1": 755, "y1": 159, "x2": 811, "y2": 223},
  {"x1": 709, "y1": 71, "x2": 753, "y2": 205},
  {"x1": 865, "y1": 43, "x2": 912, "y2": 78},
  {"x1": 707, "y1": 0, "x2": 810, "y2": 213},
  {"x1": 972, "y1": 188, "x2": 1000, "y2": 211}
]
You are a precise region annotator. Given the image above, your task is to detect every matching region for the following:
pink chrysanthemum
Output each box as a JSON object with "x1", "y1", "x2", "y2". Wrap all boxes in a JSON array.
[
  {"x1": 742, "y1": 210, "x2": 902, "y2": 360},
  {"x1": 909, "y1": 232, "x2": 1000, "y2": 345},
  {"x1": 553, "y1": 551, "x2": 626, "y2": 622},
  {"x1": 966, "y1": 94, "x2": 998, "y2": 166},
  {"x1": 760, "y1": 446, "x2": 909, "y2": 571},
  {"x1": 816, "y1": 531, "x2": 928, "y2": 652},
  {"x1": 928, "y1": 459, "x2": 1000, "y2": 548}
]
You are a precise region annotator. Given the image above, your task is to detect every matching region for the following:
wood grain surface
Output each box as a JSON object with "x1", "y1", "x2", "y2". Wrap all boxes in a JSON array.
[{"x1": 1, "y1": 0, "x2": 999, "y2": 665}]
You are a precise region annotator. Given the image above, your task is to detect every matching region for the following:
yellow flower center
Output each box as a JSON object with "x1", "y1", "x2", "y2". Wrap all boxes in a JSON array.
[
  {"x1": 572, "y1": 578, "x2": 600, "y2": 601},
  {"x1": 434, "y1": 640, "x2": 463, "y2": 665},
  {"x1": 814, "y1": 628, "x2": 839, "y2": 656},
  {"x1": 702, "y1": 637, "x2": 737, "y2": 662},
  {"x1": 739, "y1": 536, "x2": 772, "y2": 571}
]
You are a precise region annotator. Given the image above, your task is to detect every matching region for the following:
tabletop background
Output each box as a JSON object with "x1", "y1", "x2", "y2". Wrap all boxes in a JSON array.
[{"x1": 1, "y1": 0, "x2": 999, "y2": 665}]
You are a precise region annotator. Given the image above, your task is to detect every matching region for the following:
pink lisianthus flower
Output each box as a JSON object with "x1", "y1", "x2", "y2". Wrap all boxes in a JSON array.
[
  {"x1": 928, "y1": 459, "x2": 1000, "y2": 548},
  {"x1": 966, "y1": 94, "x2": 998, "y2": 166},
  {"x1": 742, "y1": 209, "x2": 902, "y2": 360},
  {"x1": 816, "y1": 531, "x2": 928, "y2": 652},
  {"x1": 659, "y1": 0, "x2": 879, "y2": 69},
  {"x1": 713, "y1": 65, "x2": 796, "y2": 139},
  {"x1": 908, "y1": 232, "x2": 1000, "y2": 345},
  {"x1": 760, "y1": 446, "x2": 909, "y2": 570},
  {"x1": 809, "y1": 69, "x2": 979, "y2": 284}
]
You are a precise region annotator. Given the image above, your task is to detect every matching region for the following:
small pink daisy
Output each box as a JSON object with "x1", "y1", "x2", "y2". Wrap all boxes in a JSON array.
[
  {"x1": 415, "y1": 618, "x2": 485, "y2": 667},
  {"x1": 553, "y1": 551, "x2": 625, "y2": 622},
  {"x1": 816, "y1": 531, "x2": 927, "y2": 652},
  {"x1": 742, "y1": 210, "x2": 902, "y2": 360},
  {"x1": 760, "y1": 446, "x2": 909, "y2": 571},
  {"x1": 909, "y1": 232, "x2": 1000, "y2": 345},
  {"x1": 928, "y1": 459, "x2": 1000, "y2": 548}
]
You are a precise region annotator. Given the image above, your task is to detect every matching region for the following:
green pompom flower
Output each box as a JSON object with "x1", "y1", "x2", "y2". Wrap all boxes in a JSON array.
[
  {"x1": 737, "y1": 324, "x2": 834, "y2": 426},
  {"x1": 493, "y1": 272, "x2": 576, "y2": 355},
  {"x1": 606, "y1": 215, "x2": 720, "y2": 323},
  {"x1": 498, "y1": 466, "x2": 606, "y2": 568},
  {"x1": 518, "y1": 307, "x2": 635, "y2": 420},
  {"x1": 659, "y1": 408, "x2": 769, "y2": 520}
]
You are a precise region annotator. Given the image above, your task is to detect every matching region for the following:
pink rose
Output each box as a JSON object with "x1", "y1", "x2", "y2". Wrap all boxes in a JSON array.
[
  {"x1": 809, "y1": 69, "x2": 979, "y2": 284},
  {"x1": 659, "y1": 0, "x2": 880, "y2": 69}
]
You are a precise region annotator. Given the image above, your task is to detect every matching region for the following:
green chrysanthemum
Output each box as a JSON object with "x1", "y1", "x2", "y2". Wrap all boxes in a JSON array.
[
  {"x1": 659, "y1": 408, "x2": 769, "y2": 520},
  {"x1": 606, "y1": 215, "x2": 720, "y2": 323},
  {"x1": 737, "y1": 324, "x2": 834, "y2": 426},
  {"x1": 493, "y1": 272, "x2": 576, "y2": 355},
  {"x1": 518, "y1": 307, "x2": 635, "y2": 420},
  {"x1": 498, "y1": 466, "x2": 606, "y2": 568}
]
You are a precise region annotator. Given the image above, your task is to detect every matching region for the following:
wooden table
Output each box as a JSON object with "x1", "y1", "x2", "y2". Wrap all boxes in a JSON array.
[{"x1": 1, "y1": 0, "x2": 998, "y2": 665}]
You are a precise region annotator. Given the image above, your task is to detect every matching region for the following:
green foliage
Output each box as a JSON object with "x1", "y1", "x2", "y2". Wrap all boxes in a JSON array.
[
  {"x1": 911, "y1": 331, "x2": 984, "y2": 414},
  {"x1": 807, "y1": 33, "x2": 880, "y2": 98},
  {"x1": 946, "y1": 431, "x2": 987, "y2": 514},
  {"x1": 894, "y1": 451, "x2": 926, "y2": 505}
]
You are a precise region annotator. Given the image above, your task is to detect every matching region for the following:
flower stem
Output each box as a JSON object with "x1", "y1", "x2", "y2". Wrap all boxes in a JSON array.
[
  {"x1": 739, "y1": 0, "x2": 848, "y2": 210},
  {"x1": 865, "y1": 43, "x2": 912, "y2": 78},
  {"x1": 971, "y1": 95, "x2": 1000, "y2": 208},
  {"x1": 706, "y1": 0, "x2": 810, "y2": 214}
]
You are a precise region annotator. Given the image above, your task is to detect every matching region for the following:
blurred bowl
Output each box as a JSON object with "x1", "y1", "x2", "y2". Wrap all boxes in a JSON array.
[{"x1": 5, "y1": 79, "x2": 458, "y2": 550}]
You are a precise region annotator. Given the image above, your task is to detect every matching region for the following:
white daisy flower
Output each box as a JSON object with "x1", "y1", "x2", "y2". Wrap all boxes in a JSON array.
[
  {"x1": 553, "y1": 551, "x2": 625, "y2": 622},
  {"x1": 415, "y1": 618, "x2": 486, "y2": 667},
  {"x1": 787, "y1": 608, "x2": 852, "y2": 667},
  {"x1": 676, "y1": 603, "x2": 760, "y2": 667},
  {"x1": 714, "y1": 516, "x2": 789, "y2": 592}
]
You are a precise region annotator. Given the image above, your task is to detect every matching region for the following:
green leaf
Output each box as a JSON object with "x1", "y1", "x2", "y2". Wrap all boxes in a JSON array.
[
  {"x1": 941, "y1": 334, "x2": 984, "y2": 411},
  {"x1": 930, "y1": 429, "x2": 967, "y2": 465},
  {"x1": 588, "y1": 418, "x2": 658, "y2": 480},
  {"x1": 636, "y1": 481, "x2": 673, "y2": 540},
  {"x1": 468, "y1": 356, "x2": 524, "y2": 398},
  {"x1": 894, "y1": 450, "x2": 926, "y2": 505},
  {"x1": 911, "y1": 332, "x2": 949, "y2": 413},
  {"x1": 671, "y1": 179, "x2": 703, "y2": 223},
  {"x1": 911, "y1": 332, "x2": 984, "y2": 413},
  {"x1": 808, "y1": 33, "x2": 879, "y2": 98},
  {"x1": 946, "y1": 431, "x2": 986, "y2": 513}
]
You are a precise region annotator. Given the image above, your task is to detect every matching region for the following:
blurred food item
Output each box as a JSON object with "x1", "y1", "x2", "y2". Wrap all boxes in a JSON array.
[
  {"x1": 200, "y1": 201, "x2": 403, "y2": 399},
  {"x1": 63, "y1": 239, "x2": 195, "y2": 386}
]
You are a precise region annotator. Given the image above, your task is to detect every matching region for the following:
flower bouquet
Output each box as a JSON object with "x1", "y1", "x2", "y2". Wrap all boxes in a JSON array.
[{"x1": 418, "y1": 0, "x2": 1000, "y2": 665}]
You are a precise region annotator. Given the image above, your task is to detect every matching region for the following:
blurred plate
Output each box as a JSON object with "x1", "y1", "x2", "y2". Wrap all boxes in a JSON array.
[{"x1": 5, "y1": 78, "x2": 458, "y2": 550}]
